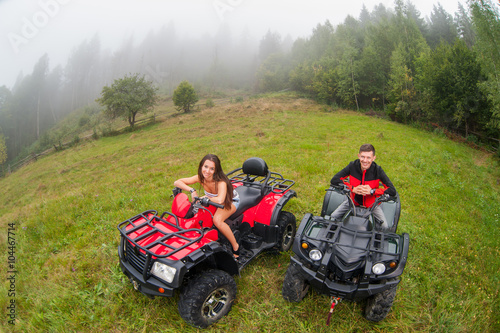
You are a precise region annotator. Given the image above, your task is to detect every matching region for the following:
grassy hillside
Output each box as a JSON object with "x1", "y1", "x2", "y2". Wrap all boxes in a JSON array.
[{"x1": 1, "y1": 93, "x2": 499, "y2": 332}]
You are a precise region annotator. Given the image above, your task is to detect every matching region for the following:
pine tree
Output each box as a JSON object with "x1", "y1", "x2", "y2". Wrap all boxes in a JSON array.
[{"x1": 470, "y1": 0, "x2": 500, "y2": 131}]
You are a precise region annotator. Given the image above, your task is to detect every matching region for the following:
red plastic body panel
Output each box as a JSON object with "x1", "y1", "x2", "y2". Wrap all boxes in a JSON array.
[
  {"x1": 123, "y1": 184, "x2": 290, "y2": 261},
  {"x1": 171, "y1": 192, "x2": 191, "y2": 217},
  {"x1": 123, "y1": 203, "x2": 219, "y2": 261},
  {"x1": 241, "y1": 191, "x2": 283, "y2": 226}
]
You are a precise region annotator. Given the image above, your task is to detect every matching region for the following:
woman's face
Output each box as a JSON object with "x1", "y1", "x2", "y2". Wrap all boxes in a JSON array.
[{"x1": 201, "y1": 160, "x2": 216, "y2": 181}]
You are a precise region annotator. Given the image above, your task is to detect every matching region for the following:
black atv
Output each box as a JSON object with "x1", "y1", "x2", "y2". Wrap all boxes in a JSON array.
[{"x1": 282, "y1": 185, "x2": 410, "y2": 322}]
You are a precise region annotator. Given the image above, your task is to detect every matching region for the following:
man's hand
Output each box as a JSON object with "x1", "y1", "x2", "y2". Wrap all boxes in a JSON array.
[{"x1": 352, "y1": 185, "x2": 372, "y2": 196}]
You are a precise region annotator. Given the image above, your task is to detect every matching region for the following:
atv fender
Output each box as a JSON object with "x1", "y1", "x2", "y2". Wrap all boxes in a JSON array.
[
  {"x1": 291, "y1": 213, "x2": 313, "y2": 254},
  {"x1": 366, "y1": 232, "x2": 410, "y2": 280},
  {"x1": 240, "y1": 189, "x2": 296, "y2": 227},
  {"x1": 182, "y1": 241, "x2": 239, "y2": 278},
  {"x1": 269, "y1": 190, "x2": 297, "y2": 226}
]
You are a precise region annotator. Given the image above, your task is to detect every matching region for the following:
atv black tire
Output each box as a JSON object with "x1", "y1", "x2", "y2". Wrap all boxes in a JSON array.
[
  {"x1": 178, "y1": 269, "x2": 237, "y2": 328},
  {"x1": 277, "y1": 211, "x2": 296, "y2": 252},
  {"x1": 282, "y1": 259, "x2": 309, "y2": 302},
  {"x1": 364, "y1": 282, "x2": 397, "y2": 322}
]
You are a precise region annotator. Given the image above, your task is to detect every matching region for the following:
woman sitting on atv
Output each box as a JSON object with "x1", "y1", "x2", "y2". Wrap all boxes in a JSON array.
[{"x1": 174, "y1": 154, "x2": 241, "y2": 257}]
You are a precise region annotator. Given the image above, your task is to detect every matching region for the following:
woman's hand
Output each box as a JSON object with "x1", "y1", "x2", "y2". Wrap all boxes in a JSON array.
[
  {"x1": 190, "y1": 190, "x2": 197, "y2": 201},
  {"x1": 173, "y1": 175, "x2": 200, "y2": 200}
]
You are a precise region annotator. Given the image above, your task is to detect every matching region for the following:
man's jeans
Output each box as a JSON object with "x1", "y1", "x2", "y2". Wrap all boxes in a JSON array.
[{"x1": 330, "y1": 200, "x2": 388, "y2": 229}]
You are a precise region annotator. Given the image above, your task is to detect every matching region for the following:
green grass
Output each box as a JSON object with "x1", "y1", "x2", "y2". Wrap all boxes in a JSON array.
[{"x1": 1, "y1": 93, "x2": 499, "y2": 332}]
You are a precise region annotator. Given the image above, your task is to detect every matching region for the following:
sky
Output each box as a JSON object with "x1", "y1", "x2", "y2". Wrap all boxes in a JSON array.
[{"x1": 0, "y1": 0, "x2": 463, "y2": 89}]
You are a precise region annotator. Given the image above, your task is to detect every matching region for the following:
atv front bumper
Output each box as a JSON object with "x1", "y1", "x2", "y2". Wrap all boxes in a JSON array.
[
  {"x1": 118, "y1": 236, "x2": 239, "y2": 298},
  {"x1": 118, "y1": 242, "x2": 177, "y2": 298},
  {"x1": 289, "y1": 256, "x2": 401, "y2": 300}
]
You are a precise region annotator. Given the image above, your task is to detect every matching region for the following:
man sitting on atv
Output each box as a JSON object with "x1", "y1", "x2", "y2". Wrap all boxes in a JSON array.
[{"x1": 329, "y1": 143, "x2": 397, "y2": 229}]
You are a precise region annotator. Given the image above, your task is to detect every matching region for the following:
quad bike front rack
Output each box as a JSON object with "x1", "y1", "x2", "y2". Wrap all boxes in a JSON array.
[{"x1": 117, "y1": 210, "x2": 204, "y2": 280}]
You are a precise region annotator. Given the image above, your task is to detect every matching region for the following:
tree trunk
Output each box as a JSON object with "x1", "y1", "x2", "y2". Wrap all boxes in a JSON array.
[
  {"x1": 351, "y1": 57, "x2": 359, "y2": 111},
  {"x1": 129, "y1": 112, "x2": 136, "y2": 127}
]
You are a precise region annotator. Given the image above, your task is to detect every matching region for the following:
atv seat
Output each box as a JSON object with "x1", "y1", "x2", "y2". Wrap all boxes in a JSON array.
[
  {"x1": 380, "y1": 193, "x2": 401, "y2": 232},
  {"x1": 321, "y1": 187, "x2": 348, "y2": 218},
  {"x1": 229, "y1": 157, "x2": 271, "y2": 219}
]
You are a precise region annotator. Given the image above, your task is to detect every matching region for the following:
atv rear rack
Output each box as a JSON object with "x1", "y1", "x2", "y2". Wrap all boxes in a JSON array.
[{"x1": 228, "y1": 170, "x2": 295, "y2": 194}]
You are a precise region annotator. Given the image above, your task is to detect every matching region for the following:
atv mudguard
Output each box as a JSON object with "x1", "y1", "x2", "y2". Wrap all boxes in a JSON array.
[
  {"x1": 228, "y1": 157, "x2": 296, "y2": 228},
  {"x1": 239, "y1": 188, "x2": 297, "y2": 227}
]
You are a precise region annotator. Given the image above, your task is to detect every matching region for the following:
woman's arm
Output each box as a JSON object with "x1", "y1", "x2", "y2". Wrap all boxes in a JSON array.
[
  {"x1": 209, "y1": 181, "x2": 227, "y2": 205},
  {"x1": 174, "y1": 175, "x2": 200, "y2": 199}
]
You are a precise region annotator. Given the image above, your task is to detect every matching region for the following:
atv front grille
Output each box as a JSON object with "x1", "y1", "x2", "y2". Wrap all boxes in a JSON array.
[
  {"x1": 125, "y1": 240, "x2": 152, "y2": 275},
  {"x1": 328, "y1": 258, "x2": 363, "y2": 282},
  {"x1": 118, "y1": 210, "x2": 207, "y2": 281}
]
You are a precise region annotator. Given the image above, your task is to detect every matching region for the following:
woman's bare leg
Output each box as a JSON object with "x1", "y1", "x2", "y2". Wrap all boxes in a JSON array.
[{"x1": 213, "y1": 204, "x2": 239, "y2": 257}]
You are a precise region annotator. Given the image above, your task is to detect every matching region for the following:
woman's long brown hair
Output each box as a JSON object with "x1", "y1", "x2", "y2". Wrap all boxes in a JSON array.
[{"x1": 198, "y1": 154, "x2": 233, "y2": 209}]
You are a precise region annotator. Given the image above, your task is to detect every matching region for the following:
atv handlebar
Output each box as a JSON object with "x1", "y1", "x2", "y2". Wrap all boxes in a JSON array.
[
  {"x1": 328, "y1": 184, "x2": 395, "y2": 205},
  {"x1": 195, "y1": 196, "x2": 224, "y2": 209},
  {"x1": 172, "y1": 187, "x2": 225, "y2": 209}
]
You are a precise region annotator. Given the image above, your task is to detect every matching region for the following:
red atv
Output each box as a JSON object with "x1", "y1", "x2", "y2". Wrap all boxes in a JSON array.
[{"x1": 117, "y1": 157, "x2": 296, "y2": 328}]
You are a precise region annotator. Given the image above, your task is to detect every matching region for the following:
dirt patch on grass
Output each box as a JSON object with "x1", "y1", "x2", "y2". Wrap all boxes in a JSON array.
[{"x1": 473, "y1": 152, "x2": 491, "y2": 167}]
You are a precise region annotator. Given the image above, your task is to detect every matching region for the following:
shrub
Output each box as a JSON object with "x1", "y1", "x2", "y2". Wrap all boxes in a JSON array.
[
  {"x1": 71, "y1": 135, "x2": 80, "y2": 146},
  {"x1": 466, "y1": 135, "x2": 479, "y2": 144},
  {"x1": 173, "y1": 81, "x2": 199, "y2": 112},
  {"x1": 433, "y1": 127, "x2": 445, "y2": 137},
  {"x1": 205, "y1": 98, "x2": 215, "y2": 108},
  {"x1": 79, "y1": 114, "x2": 90, "y2": 128},
  {"x1": 92, "y1": 128, "x2": 99, "y2": 140}
]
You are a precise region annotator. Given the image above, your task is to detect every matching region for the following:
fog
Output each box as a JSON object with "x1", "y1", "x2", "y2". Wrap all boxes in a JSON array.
[{"x1": 0, "y1": 0, "x2": 460, "y2": 89}]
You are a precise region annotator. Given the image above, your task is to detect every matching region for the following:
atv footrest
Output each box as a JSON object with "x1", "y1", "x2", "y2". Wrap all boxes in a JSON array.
[
  {"x1": 236, "y1": 247, "x2": 261, "y2": 270},
  {"x1": 242, "y1": 233, "x2": 263, "y2": 249}
]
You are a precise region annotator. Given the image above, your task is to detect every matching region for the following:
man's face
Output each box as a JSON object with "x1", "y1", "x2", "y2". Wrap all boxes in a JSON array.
[{"x1": 358, "y1": 151, "x2": 376, "y2": 171}]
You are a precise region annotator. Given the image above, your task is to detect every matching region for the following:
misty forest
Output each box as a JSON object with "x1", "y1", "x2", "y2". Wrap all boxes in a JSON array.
[{"x1": 0, "y1": 0, "x2": 499, "y2": 173}]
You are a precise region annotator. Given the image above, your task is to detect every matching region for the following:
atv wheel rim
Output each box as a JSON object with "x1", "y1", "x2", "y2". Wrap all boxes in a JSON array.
[
  {"x1": 282, "y1": 224, "x2": 294, "y2": 247},
  {"x1": 202, "y1": 288, "x2": 229, "y2": 319}
]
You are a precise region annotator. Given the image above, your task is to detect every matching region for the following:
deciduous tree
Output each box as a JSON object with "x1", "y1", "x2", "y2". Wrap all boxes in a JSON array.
[
  {"x1": 416, "y1": 40, "x2": 487, "y2": 133},
  {"x1": 96, "y1": 74, "x2": 158, "y2": 127}
]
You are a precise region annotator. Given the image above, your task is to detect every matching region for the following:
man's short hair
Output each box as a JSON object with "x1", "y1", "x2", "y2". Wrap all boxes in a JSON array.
[{"x1": 359, "y1": 144, "x2": 375, "y2": 155}]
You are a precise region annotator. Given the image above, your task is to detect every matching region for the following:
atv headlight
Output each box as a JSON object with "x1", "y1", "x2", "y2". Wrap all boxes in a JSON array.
[
  {"x1": 309, "y1": 249, "x2": 323, "y2": 261},
  {"x1": 150, "y1": 262, "x2": 176, "y2": 283},
  {"x1": 372, "y1": 263, "x2": 386, "y2": 275}
]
